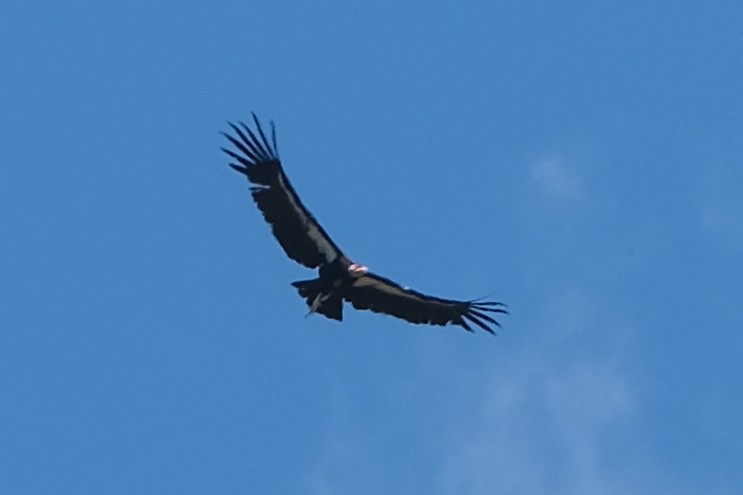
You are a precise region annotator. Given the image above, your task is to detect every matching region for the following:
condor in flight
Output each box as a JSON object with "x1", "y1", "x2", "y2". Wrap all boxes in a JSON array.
[{"x1": 221, "y1": 114, "x2": 507, "y2": 334}]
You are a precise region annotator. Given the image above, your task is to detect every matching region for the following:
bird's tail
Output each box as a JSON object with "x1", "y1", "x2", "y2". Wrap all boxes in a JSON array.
[{"x1": 291, "y1": 279, "x2": 343, "y2": 321}]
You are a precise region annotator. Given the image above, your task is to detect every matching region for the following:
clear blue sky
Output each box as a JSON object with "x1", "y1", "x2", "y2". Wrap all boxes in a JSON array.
[{"x1": 2, "y1": 1, "x2": 742, "y2": 493}]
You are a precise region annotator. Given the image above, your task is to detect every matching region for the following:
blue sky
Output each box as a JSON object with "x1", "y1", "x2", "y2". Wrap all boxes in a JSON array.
[{"x1": 2, "y1": 1, "x2": 742, "y2": 493}]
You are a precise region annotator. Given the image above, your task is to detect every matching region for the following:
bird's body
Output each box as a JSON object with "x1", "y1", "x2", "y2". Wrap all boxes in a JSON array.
[
  {"x1": 221, "y1": 114, "x2": 507, "y2": 334},
  {"x1": 291, "y1": 256, "x2": 362, "y2": 321}
]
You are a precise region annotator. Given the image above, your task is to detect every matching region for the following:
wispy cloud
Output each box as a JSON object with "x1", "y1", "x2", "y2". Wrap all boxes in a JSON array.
[
  {"x1": 438, "y1": 359, "x2": 633, "y2": 494},
  {"x1": 701, "y1": 204, "x2": 743, "y2": 249},
  {"x1": 436, "y1": 291, "x2": 685, "y2": 495},
  {"x1": 303, "y1": 386, "x2": 377, "y2": 495},
  {"x1": 303, "y1": 290, "x2": 697, "y2": 495},
  {"x1": 305, "y1": 435, "x2": 369, "y2": 495},
  {"x1": 531, "y1": 155, "x2": 582, "y2": 200},
  {"x1": 699, "y1": 169, "x2": 743, "y2": 250}
]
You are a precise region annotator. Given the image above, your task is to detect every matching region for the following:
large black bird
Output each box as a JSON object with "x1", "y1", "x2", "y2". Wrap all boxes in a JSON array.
[{"x1": 221, "y1": 114, "x2": 507, "y2": 334}]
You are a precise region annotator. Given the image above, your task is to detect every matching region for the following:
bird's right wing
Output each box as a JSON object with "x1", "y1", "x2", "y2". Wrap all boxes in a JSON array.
[
  {"x1": 345, "y1": 272, "x2": 507, "y2": 334},
  {"x1": 222, "y1": 114, "x2": 344, "y2": 268}
]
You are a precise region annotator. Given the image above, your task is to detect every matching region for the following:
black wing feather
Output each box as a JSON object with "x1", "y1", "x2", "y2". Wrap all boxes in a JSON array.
[
  {"x1": 253, "y1": 113, "x2": 275, "y2": 157},
  {"x1": 238, "y1": 121, "x2": 271, "y2": 160},
  {"x1": 222, "y1": 114, "x2": 343, "y2": 268},
  {"x1": 345, "y1": 273, "x2": 508, "y2": 334}
]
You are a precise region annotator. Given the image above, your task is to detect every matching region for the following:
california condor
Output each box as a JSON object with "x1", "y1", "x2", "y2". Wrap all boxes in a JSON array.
[{"x1": 221, "y1": 114, "x2": 507, "y2": 334}]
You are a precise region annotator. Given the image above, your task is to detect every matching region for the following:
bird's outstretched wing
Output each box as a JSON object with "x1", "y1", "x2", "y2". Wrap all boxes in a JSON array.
[
  {"x1": 345, "y1": 272, "x2": 508, "y2": 334},
  {"x1": 222, "y1": 114, "x2": 344, "y2": 268}
]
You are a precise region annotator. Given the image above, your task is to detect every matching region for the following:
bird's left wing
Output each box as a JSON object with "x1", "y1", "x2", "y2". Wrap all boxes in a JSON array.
[
  {"x1": 344, "y1": 272, "x2": 507, "y2": 334},
  {"x1": 221, "y1": 114, "x2": 344, "y2": 269}
]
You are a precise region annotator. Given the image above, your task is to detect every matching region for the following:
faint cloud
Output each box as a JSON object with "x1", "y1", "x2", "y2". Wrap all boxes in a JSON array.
[
  {"x1": 303, "y1": 289, "x2": 696, "y2": 495},
  {"x1": 701, "y1": 204, "x2": 743, "y2": 250},
  {"x1": 532, "y1": 156, "x2": 582, "y2": 200},
  {"x1": 436, "y1": 291, "x2": 685, "y2": 495},
  {"x1": 305, "y1": 437, "x2": 365, "y2": 495},
  {"x1": 699, "y1": 170, "x2": 743, "y2": 250},
  {"x1": 302, "y1": 389, "x2": 385, "y2": 495},
  {"x1": 439, "y1": 357, "x2": 634, "y2": 495}
]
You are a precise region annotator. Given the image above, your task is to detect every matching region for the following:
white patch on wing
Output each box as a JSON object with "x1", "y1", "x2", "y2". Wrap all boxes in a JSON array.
[{"x1": 277, "y1": 172, "x2": 339, "y2": 263}]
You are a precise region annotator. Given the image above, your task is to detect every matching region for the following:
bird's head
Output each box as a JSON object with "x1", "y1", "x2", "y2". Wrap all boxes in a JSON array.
[{"x1": 348, "y1": 263, "x2": 369, "y2": 278}]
